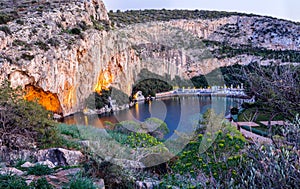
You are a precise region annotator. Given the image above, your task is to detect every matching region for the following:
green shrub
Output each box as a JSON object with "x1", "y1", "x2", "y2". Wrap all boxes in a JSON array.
[
  {"x1": 13, "y1": 159, "x2": 27, "y2": 171},
  {"x1": 68, "y1": 176, "x2": 96, "y2": 189},
  {"x1": 69, "y1": 28, "x2": 81, "y2": 35},
  {"x1": 0, "y1": 80, "x2": 59, "y2": 149},
  {"x1": 144, "y1": 117, "x2": 169, "y2": 138},
  {"x1": 114, "y1": 120, "x2": 141, "y2": 134},
  {"x1": 125, "y1": 132, "x2": 162, "y2": 149},
  {"x1": 132, "y1": 69, "x2": 173, "y2": 97},
  {"x1": 0, "y1": 25, "x2": 12, "y2": 35},
  {"x1": 0, "y1": 14, "x2": 12, "y2": 25},
  {"x1": 0, "y1": 174, "x2": 29, "y2": 189},
  {"x1": 12, "y1": 39, "x2": 27, "y2": 46},
  {"x1": 85, "y1": 90, "x2": 110, "y2": 109},
  {"x1": 27, "y1": 164, "x2": 54, "y2": 176},
  {"x1": 47, "y1": 37, "x2": 60, "y2": 47},
  {"x1": 58, "y1": 124, "x2": 81, "y2": 138},
  {"x1": 21, "y1": 53, "x2": 35, "y2": 61},
  {"x1": 30, "y1": 177, "x2": 53, "y2": 189},
  {"x1": 161, "y1": 123, "x2": 246, "y2": 188},
  {"x1": 35, "y1": 41, "x2": 50, "y2": 51}
]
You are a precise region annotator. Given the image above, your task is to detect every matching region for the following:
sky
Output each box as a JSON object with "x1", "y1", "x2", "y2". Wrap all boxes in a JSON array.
[{"x1": 103, "y1": 0, "x2": 300, "y2": 22}]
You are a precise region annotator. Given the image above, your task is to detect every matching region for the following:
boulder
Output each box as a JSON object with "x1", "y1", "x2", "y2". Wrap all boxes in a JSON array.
[
  {"x1": 135, "y1": 179, "x2": 160, "y2": 189},
  {"x1": 54, "y1": 168, "x2": 81, "y2": 177},
  {"x1": 0, "y1": 167, "x2": 24, "y2": 176},
  {"x1": 0, "y1": 146, "x2": 33, "y2": 165},
  {"x1": 35, "y1": 160, "x2": 56, "y2": 169},
  {"x1": 21, "y1": 162, "x2": 35, "y2": 168},
  {"x1": 35, "y1": 148, "x2": 83, "y2": 166},
  {"x1": 139, "y1": 153, "x2": 171, "y2": 167}
]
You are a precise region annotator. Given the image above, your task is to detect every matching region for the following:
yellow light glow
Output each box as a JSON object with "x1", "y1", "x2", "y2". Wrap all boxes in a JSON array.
[
  {"x1": 94, "y1": 70, "x2": 114, "y2": 93},
  {"x1": 62, "y1": 81, "x2": 76, "y2": 110},
  {"x1": 24, "y1": 85, "x2": 62, "y2": 114}
]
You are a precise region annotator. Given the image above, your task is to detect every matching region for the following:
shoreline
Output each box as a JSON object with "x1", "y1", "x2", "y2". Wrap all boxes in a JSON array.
[{"x1": 59, "y1": 94, "x2": 250, "y2": 119}]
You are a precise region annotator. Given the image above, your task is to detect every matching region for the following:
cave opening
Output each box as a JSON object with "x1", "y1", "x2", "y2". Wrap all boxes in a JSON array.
[{"x1": 24, "y1": 85, "x2": 63, "y2": 115}]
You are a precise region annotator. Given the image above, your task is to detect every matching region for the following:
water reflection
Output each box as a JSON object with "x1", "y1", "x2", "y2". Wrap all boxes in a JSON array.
[{"x1": 62, "y1": 96, "x2": 243, "y2": 138}]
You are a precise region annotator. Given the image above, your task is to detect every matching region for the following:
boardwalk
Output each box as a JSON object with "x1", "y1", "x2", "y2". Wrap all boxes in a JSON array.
[
  {"x1": 236, "y1": 121, "x2": 260, "y2": 127},
  {"x1": 231, "y1": 122, "x2": 272, "y2": 144},
  {"x1": 240, "y1": 128, "x2": 272, "y2": 144},
  {"x1": 260, "y1": 121, "x2": 286, "y2": 126}
]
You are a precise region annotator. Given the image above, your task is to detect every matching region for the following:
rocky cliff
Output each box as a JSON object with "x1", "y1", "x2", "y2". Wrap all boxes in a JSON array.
[{"x1": 0, "y1": 0, "x2": 299, "y2": 115}]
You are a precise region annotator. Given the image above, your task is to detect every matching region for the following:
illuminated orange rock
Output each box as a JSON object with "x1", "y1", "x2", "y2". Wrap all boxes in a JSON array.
[
  {"x1": 24, "y1": 85, "x2": 63, "y2": 114},
  {"x1": 94, "y1": 69, "x2": 114, "y2": 93},
  {"x1": 62, "y1": 81, "x2": 77, "y2": 112}
]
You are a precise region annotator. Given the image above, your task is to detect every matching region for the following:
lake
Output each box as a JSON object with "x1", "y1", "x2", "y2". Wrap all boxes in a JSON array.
[{"x1": 62, "y1": 96, "x2": 243, "y2": 139}]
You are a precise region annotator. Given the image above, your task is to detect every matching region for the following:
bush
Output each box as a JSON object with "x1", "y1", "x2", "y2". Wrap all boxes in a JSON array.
[
  {"x1": 27, "y1": 164, "x2": 54, "y2": 176},
  {"x1": 30, "y1": 177, "x2": 53, "y2": 189},
  {"x1": 68, "y1": 175, "x2": 96, "y2": 189},
  {"x1": 0, "y1": 25, "x2": 12, "y2": 35},
  {"x1": 58, "y1": 124, "x2": 81, "y2": 139},
  {"x1": 125, "y1": 132, "x2": 163, "y2": 149},
  {"x1": 237, "y1": 144, "x2": 300, "y2": 188},
  {"x1": 0, "y1": 174, "x2": 29, "y2": 189},
  {"x1": 35, "y1": 40, "x2": 50, "y2": 51},
  {"x1": 144, "y1": 117, "x2": 169, "y2": 139},
  {"x1": 161, "y1": 123, "x2": 246, "y2": 188},
  {"x1": 69, "y1": 28, "x2": 81, "y2": 35},
  {"x1": 0, "y1": 80, "x2": 59, "y2": 149},
  {"x1": 21, "y1": 53, "x2": 35, "y2": 61},
  {"x1": 0, "y1": 13, "x2": 12, "y2": 25}
]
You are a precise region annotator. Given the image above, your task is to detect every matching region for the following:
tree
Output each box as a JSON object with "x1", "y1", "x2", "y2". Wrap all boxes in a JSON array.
[{"x1": 235, "y1": 63, "x2": 300, "y2": 118}]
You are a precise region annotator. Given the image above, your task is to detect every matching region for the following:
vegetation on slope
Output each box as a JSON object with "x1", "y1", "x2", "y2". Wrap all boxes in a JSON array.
[
  {"x1": 203, "y1": 40, "x2": 300, "y2": 63},
  {"x1": 0, "y1": 80, "x2": 59, "y2": 149},
  {"x1": 108, "y1": 9, "x2": 299, "y2": 27}
]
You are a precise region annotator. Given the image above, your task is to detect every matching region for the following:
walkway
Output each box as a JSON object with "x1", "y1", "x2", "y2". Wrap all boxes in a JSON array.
[
  {"x1": 260, "y1": 121, "x2": 286, "y2": 126},
  {"x1": 231, "y1": 122, "x2": 272, "y2": 144}
]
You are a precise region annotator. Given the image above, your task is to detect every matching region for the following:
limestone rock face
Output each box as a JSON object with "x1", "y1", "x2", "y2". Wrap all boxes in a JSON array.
[
  {"x1": 0, "y1": 0, "x2": 111, "y2": 115},
  {"x1": 0, "y1": 0, "x2": 299, "y2": 116},
  {"x1": 167, "y1": 17, "x2": 300, "y2": 51}
]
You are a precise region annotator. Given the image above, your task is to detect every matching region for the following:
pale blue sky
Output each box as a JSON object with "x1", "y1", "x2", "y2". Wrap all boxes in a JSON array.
[{"x1": 103, "y1": 0, "x2": 300, "y2": 22}]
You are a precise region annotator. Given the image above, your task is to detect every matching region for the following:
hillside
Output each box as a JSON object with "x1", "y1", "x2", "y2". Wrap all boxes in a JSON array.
[{"x1": 0, "y1": 0, "x2": 299, "y2": 115}]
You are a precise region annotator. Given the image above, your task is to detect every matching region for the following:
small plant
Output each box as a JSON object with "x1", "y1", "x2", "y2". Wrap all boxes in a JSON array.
[
  {"x1": 58, "y1": 124, "x2": 81, "y2": 138},
  {"x1": 0, "y1": 174, "x2": 29, "y2": 189},
  {"x1": 30, "y1": 177, "x2": 53, "y2": 189},
  {"x1": 0, "y1": 14, "x2": 12, "y2": 24},
  {"x1": 35, "y1": 41, "x2": 50, "y2": 51},
  {"x1": 47, "y1": 37, "x2": 60, "y2": 47},
  {"x1": 13, "y1": 159, "x2": 27, "y2": 171},
  {"x1": 68, "y1": 175, "x2": 96, "y2": 189},
  {"x1": 27, "y1": 164, "x2": 54, "y2": 176},
  {"x1": 125, "y1": 132, "x2": 162, "y2": 149},
  {"x1": 16, "y1": 19, "x2": 24, "y2": 25},
  {"x1": 21, "y1": 53, "x2": 35, "y2": 61},
  {"x1": 12, "y1": 39, "x2": 27, "y2": 46},
  {"x1": 0, "y1": 25, "x2": 12, "y2": 35},
  {"x1": 69, "y1": 28, "x2": 81, "y2": 35}
]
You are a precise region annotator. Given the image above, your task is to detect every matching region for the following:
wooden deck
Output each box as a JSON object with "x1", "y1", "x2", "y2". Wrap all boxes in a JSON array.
[
  {"x1": 231, "y1": 122, "x2": 272, "y2": 144},
  {"x1": 240, "y1": 128, "x2": 272, "y2": 144},
  {"x1": 236, "y1": 122, "x2": 260, "y2": 127},
  {"x1": 260, "y1": 121, "x2": 286, "y2": 126}
]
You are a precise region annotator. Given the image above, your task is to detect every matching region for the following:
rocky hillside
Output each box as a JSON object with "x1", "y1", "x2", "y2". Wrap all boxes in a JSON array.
[{"x1": 0, "y1": 0, "x2": 299, "y2": 116}]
